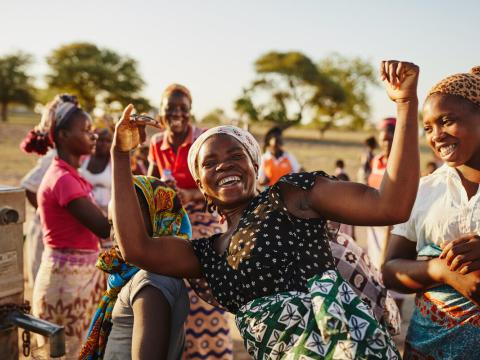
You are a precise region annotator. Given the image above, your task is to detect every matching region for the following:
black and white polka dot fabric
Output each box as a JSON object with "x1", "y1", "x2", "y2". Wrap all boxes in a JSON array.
[{"x1": 190, "y1": 171, "x2": 336, "y2": 314}]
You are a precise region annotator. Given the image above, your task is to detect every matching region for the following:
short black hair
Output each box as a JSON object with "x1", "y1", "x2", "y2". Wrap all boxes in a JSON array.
[
  {"x1": 365, "y1": 136, "x2": 378, "y2": 149},
  {"x1": 263, "y1": 126, "x2": 283, "y2": 151}
]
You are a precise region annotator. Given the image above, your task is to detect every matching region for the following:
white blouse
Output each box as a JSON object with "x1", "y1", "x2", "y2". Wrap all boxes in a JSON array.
[
  {"x1": 79, "y1": 157, "x2": 112, "y2": 213},
  {"x1": 391, "y1": 164, "x2": 480, "y2": 251}
]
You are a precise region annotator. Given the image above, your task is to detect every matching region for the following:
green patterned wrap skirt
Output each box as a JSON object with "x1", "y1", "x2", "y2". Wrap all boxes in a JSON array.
[{"x1": 235, "y1": 270, "x2": 400, "y2": 359}]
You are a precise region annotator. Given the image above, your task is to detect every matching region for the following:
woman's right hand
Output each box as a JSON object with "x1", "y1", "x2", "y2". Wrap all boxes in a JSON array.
[
  {"x1": 112, "y1": 104, "x2": 161, "y2": 153},
  {"x1": 381, "y1": 60, "x2": 419, "y2": 103},
  {"x1": 438, "y1": 257, "x2": 480, "y2": 305},
  {"x1": 445, "y1": 269, "x2": 480, "y2": 306}
]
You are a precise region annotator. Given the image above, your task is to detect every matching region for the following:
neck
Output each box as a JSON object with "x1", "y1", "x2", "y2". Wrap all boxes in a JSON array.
[
  {"x1": 219, "y1": 191, "x2": 259, "y2": 229},
  {"x1": 57, "y1": 148, "x2": 81, "y2": 168},
  {"x1": 222, "y1": 205, "x2": 247, "y2": 229},
  {"x1": 456, "y1": 165, "x2": 480, "y2": 183},
  {"x1": 272, "y1": 149, "x2": 283, "y2": 158},
  {"x1": 167, "y1": 127, "x2": 189, "y2": 149}
]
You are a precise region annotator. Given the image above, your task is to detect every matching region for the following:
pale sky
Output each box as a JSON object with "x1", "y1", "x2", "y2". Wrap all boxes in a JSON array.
[{"x1": 1, "y1": 0, "x2": 479, "y2": 123}]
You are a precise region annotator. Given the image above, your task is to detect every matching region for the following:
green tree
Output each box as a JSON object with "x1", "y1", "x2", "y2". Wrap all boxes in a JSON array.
[
  {"x1": 0, "y1": 52, "x2": 36, "y2": 121},
  {"x1": 234, "y1": 51, "x2": 344, "y2": 129},
  {"x1": 314, "y1": 53, "x2": 379, "y2": 135},
  {"x1": 201, "y1": 108, "x2": 228, "y2": 125},
  {"x1": 46, "y1": 42, "x2": 150, "y2": 113}
]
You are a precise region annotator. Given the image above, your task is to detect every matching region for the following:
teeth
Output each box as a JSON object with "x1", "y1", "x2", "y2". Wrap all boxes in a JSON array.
[
  {"x1": 219, "y1": 176, "x2": 240, "y2": 186},
  {"x1": 439, "y1": 144, "x2": 456, "y2": 157}
]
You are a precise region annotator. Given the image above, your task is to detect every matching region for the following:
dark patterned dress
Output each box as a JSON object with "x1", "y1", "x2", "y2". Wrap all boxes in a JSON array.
[{"x1": 190, "y1": 172, "x2": 400, "y2": 359}]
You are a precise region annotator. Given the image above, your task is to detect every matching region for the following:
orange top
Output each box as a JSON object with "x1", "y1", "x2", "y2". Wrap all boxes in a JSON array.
[
  {"x1": 367, "y1": 154, "x2": 387, "y2": 190},
  {"x1": 260, "y1": 151, "x2": 300, "y2": 186}
]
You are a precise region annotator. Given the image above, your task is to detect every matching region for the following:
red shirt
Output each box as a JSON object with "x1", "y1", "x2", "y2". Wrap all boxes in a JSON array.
[
  {"x1": 148, "y1": 125, "x2": 204, "y2": 189},
  {"x1": 37, "y1": 157, "x2": 99, "y2": 250},
  {"x1": 368, "y1": 154, "x2": 387, "y2": 190}
]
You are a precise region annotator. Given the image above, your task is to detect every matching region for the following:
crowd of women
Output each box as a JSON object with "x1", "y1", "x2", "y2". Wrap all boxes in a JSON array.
[{"x1": 17, "y1": 59, "x2": 480, "y2": 359}]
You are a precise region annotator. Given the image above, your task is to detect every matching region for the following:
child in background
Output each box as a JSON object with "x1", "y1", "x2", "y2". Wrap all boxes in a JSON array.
[{"x1": 334, "y1": 159, "x2": 350, "y2": 181}]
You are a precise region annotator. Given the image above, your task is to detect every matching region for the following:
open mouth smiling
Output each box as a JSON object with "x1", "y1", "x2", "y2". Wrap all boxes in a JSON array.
[{"x1": 217, "y1": 175, "x2": 242, "y2": 187}]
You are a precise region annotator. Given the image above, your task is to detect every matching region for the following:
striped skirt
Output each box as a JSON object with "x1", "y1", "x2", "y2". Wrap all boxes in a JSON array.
[
  {"x1": 183, "y1": 201, "x2": 233, "y2": 359},
  {"x1": 32, "y1": 247, "x2": 104, "y2": 359}
]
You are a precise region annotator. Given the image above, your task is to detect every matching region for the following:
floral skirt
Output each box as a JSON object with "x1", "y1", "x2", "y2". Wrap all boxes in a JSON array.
[
  {"x1": 32, "y1": 247, "x2": 104, "y2": 359},
  {"x1": 236, "y1": 270, "x2": 400, "y2": 360}
]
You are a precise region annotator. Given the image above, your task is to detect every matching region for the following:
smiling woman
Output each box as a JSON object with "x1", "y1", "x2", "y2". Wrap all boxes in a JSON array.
[
  {"x1": 383, "y1": 66, "x2": 480, "y2": 360},
  {"x1": 110, "y1": 60, "x2": 420, "y2": 359}
]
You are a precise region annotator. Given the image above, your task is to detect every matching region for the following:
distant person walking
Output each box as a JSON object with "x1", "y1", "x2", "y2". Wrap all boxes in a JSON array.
[
  {"x1": 334, "y1": 159, "x2": 350, "y2": 181},
  {"x1": 356, "y1": 136, "x2": 378, "y2": 184}
]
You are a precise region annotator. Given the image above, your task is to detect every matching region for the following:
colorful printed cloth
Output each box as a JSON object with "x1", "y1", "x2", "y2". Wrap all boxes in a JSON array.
[
  {"x1": 236, "y1": 270, "x2": 400, "y2": 359},
  {"x1": 331, "y1": 232, "x2": 401, "y2": 335},
  {"x1": 32, "y1": 247, "x2": 104, "y2": 360},
  {"x1": 404, "y1": 244, "x2": 480, "y2": 360},
  {"x1": 80, "y1": 176, "x2": 191, "y2": 360}
]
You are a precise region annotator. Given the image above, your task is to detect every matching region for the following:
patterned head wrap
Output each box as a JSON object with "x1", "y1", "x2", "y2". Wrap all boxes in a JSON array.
[
  {"x1": 80, "y1": 176, "x2": 191, "y2": 359},
  {"x1": 47, "y1": 95, "x2": 86, "y2": 143},
  {"x1": 132, "y1": 176, "x2": 192, "y2": 238},
  {"x1": 187, "y1": 125, "x2": 262, "y2": 182},
  {"x1": 427, "y1": 66, "x2": 480, "y2": 107}
]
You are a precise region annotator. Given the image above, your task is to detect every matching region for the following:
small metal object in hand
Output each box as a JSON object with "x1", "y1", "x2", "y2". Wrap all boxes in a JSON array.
[{"x1": 130, "y1": 113, "x2": 156, "y2": 123}]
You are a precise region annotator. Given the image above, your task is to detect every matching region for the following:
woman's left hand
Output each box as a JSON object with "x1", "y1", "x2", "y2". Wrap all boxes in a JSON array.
[{"x1": 440, "y1": 234, "x2": 480, "y2": 274}]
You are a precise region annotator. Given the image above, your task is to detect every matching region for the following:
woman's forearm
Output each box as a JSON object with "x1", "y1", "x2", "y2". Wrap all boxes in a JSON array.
[
  {"x1": 379, "y1": 99, "x2": 419, "y2": 222},
  {"x1": 382, "y1": 257, "x2": 444, "y2": 293},
  {"x1": 111, "y1": 149, "x2": 148, "y2": 263}
]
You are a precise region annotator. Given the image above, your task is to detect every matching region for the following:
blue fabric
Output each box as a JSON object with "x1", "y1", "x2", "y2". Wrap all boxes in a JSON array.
[{"x1": 405, "y1": 245, "x2": 480, "y2": 359}]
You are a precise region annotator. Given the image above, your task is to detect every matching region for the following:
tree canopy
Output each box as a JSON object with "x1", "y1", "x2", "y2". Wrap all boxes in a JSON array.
[
  {"x1": 46, "y1": 42, "x2": 151, "y2": 113},
  {"x1": 0, "y1": 52, "x2": 36, "y2": 121},
  {"x1": 235, "y1": 51, "x2": 378, "y2": 132},
  {"x1": 314, "y1": 53, "x2": 378, "y2": 134}
]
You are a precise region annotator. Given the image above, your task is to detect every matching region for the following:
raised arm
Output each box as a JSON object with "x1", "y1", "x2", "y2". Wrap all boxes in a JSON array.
[
  {"x1": 287, "y1": 61, "x2": 420, "y2": 226},
  {"x1": 111, "y1": 104, "x2": 202, "y2": 278}
]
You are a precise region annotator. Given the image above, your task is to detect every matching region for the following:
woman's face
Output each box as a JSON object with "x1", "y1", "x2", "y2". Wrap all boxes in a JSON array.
[
  {"x1": 161, "y1": 92, "x2": 191, "y2": 135},
  {"x1": 196, "y1": 134, "x2": 258, "y2": 210},
  {"x1": 423, "y1": 94, "x2": 480, "y2": 168},
  {"x1": 60, "y1": 114, "x2": 97, "y2": 156},
  {"x1": 93, "y1": 129, "x2": 112, "y2": 157}
]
